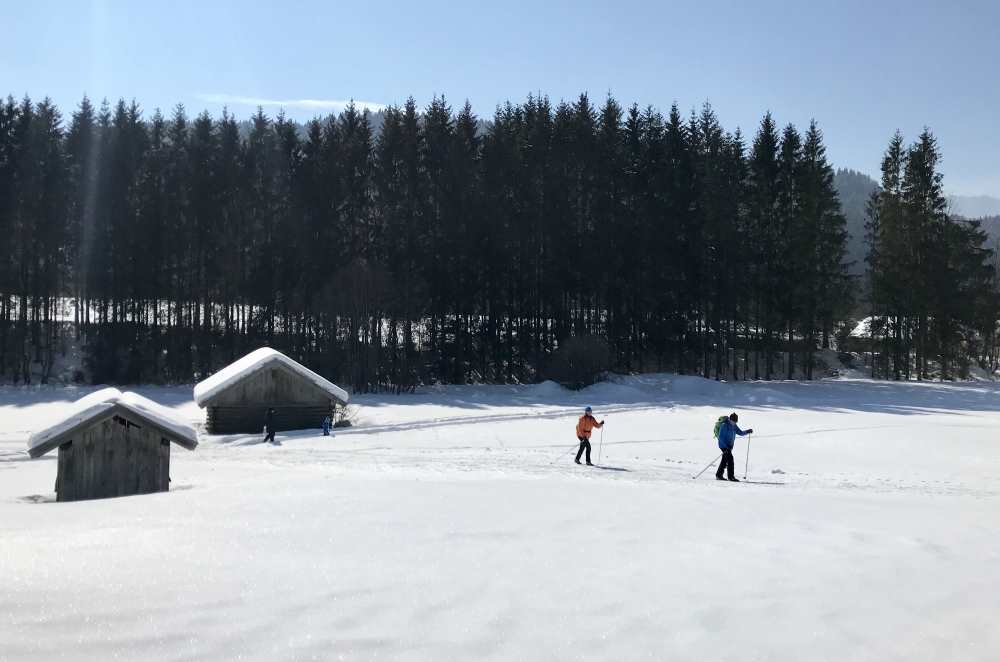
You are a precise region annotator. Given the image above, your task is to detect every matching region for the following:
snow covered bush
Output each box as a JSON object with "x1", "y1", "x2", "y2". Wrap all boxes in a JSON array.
[{"x1": 333, "y1": 404, "x2": 359, "y2": 428}]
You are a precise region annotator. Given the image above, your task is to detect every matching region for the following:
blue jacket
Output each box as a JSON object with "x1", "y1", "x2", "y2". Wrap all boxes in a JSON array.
[{"x1": 717, "y1": 419, "x2": 748, "y2": 451}]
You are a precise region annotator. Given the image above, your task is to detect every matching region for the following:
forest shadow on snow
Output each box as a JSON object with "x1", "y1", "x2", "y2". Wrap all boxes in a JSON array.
[{"x1": 2, "y1": 375, "x2": 999, "y2": 420}]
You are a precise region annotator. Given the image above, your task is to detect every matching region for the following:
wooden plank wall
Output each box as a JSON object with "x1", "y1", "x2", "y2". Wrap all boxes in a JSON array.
[
  {"x1": 55, "y1": 416, "x2": 171, "y2": 502},
  {"x1": 206, "y1": 404, "x2": 332, "y2": 434},
  {"x1": 159, "y1": 439, "x2": 170, "y2": 490}
]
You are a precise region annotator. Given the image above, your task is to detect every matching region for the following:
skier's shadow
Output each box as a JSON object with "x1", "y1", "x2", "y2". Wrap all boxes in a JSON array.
[{"x1": 593, "y1": 465, "x2": 630, "y2": 472}]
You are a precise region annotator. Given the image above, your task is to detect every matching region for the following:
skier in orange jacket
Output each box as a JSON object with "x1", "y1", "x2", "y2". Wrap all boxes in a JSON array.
[{"x1": 574, "y1": 406, "x2": 605, "y2": 465}]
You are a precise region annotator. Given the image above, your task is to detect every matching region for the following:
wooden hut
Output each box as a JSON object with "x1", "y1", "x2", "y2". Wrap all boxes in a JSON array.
[
  {"x1": 27, "y1": 388, "x2": 198, "y2": 502},
  {"x1": 194, "y1": 347, "x2": 350, "y2": 434}
]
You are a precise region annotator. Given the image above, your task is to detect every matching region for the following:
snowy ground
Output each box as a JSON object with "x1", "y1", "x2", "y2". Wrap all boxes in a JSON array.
[{"x1": 2, "y1": 374, "x2": 999, "y2": 661}]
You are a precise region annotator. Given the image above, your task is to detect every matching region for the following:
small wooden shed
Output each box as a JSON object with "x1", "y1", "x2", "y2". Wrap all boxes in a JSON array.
[
  {"x1": 194, "y1": 347, "x2": 350, "y2": 434},
  {"x1": 27, "y1": 388, "x2": 198, "y2": 502}
]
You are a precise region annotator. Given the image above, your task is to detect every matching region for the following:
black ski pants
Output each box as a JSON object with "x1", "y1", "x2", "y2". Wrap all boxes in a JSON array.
[
  {"x1": 575, "y1": 437, "x2": 592, "y2": 464},
  {"x1": 716, "y1": 448, "x2": 735, "y2": 479}
]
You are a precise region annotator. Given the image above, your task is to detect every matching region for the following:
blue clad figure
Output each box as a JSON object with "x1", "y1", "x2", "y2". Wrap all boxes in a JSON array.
[{"x1": 716, "y1": 412, "x2": 752, "y2": 482}]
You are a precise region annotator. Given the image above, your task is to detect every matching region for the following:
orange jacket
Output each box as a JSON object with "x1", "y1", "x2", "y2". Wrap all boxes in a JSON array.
[{"x1": 576, "y1": 414, "x2": 603, "y2": 439}]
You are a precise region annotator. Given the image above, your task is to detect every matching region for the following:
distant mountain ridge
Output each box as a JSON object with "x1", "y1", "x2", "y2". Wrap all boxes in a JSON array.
[
  {"x1": 833, "y1": 168, "x2": 878, "y2": 275},
  {"x1": 833, "y1": 169, "x2": 1000, "y2": 273},
  {"x1": 948, "y1": 195, "x2": 1000, "y2": 219}
]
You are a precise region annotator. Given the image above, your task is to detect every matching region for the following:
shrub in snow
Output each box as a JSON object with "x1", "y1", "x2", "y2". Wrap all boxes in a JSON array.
[{"x1": 333, "y1": 404, "x2": 359, "y2": 428}]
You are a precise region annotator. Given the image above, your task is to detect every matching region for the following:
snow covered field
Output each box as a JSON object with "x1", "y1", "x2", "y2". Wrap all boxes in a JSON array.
[{"x1": 2, "y1": 374, "x2": 999, "y2": 661}]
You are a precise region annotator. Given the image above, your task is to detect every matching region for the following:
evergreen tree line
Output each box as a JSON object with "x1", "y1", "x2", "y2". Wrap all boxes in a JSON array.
[
  {"x1": 864, "y1": 131, "x2": 998, "y2": 380},
  {"x1": 0, "y1": 90, "x2": 902, "y2": 389}
]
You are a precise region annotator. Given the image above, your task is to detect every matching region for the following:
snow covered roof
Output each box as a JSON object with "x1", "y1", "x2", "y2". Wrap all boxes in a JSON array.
[
  {"x1": 193, "y1": 347, "x2": 350, "y2": 407},
  {"x1": 27, "y1": 388, "x2": 198, "y2": 459},
  {"x1": 850, "y1": 317, "x2": 872, "y2": 339}
]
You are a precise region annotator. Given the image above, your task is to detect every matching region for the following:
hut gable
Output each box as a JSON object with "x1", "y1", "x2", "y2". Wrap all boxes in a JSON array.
[
  {"x1": 202, "y1": 362, "x2": 332, "y2": 407},
  {"x1": 28, "y1": 388, "x2": 198, "y2": 459},
  {"x1": 193, "y1": 348, "x2": 349, "y2": 434},
  {"x1": 193, "y1": 348, "x2": 349, "y2": 407}
]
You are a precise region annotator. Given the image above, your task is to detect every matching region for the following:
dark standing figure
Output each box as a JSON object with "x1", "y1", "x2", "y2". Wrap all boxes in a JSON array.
[
  {"x1": 575, "y1": 406, "x2": 605, "y2": 466},
  {"x1": 716, "y1": 412, "x2": 752, "y2": 481},
  {"x1": 264, "y1": 408, "x2": 276, "y2": 444},
  {"x1": 322, "y1": 414, "x2": 332, "y2": 436}
]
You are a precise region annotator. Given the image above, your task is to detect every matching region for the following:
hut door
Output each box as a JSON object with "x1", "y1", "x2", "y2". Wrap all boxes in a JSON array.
[
  {"x1": 113, "y1": 415, "x2": 151, "y2": 496},
  {"x1": 113, "y1": 416, "x2": 135, "y2": 498}
]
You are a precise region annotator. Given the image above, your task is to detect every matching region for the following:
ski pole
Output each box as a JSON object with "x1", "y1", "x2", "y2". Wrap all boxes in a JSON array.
[
  {"x1": 692, "y1": 453, "x2": 723, "y2": 479},
  {"x1": 597, "y1": 425, "x2": 605, "y2": 464},
  {"x1": 743, "y1": 432, "x2": 751, "y2": 480},
  {"x1": 551, "y1": 443, "x2": 578, "y2": 464}
]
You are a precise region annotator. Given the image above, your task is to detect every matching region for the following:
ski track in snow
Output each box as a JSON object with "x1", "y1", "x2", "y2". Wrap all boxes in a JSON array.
[{"x1": 3, "y1": 375, "x2": 1000, "y2": 661}]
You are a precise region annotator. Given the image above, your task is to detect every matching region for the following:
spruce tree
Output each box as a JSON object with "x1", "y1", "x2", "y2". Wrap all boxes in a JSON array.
[
  {"x1": 0, "y1": 96, "x2": 20, "y2": 376},
  {"x1": 747, "y1": 113, "x2": 781, "y2": 379},
  {"x1": 798, "y1": 121, "x2": 849, "y2": 375}
]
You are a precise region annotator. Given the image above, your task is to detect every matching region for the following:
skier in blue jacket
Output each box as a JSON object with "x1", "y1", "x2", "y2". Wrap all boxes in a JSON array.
[{"x1": 717, "y1": 412, "x2": 752, "y2": 482}]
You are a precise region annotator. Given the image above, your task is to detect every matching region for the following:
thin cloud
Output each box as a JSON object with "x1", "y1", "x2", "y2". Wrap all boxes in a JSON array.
[{"x1": 197, "y1": 93, "x2": 387, "y2": 114}]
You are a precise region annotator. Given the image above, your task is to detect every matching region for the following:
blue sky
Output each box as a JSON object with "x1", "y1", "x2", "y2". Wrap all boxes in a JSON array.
[{"x1": 4, "y1": 0, "x2": 999, "y2": 196}]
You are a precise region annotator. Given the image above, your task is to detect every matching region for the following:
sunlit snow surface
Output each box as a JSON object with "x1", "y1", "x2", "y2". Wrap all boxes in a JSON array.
[{"x1": 2, "y1": 375, "x2": 999, "y2": 661}]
